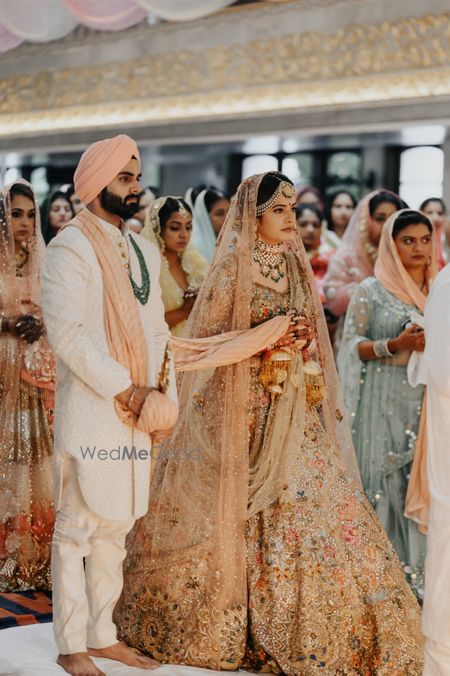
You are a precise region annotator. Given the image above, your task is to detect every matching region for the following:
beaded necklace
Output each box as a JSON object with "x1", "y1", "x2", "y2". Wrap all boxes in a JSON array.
[{"x1": 128, "y1": 235, "x2": 150, "y2": 305}]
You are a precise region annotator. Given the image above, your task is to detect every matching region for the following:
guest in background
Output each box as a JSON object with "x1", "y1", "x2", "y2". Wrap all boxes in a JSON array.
[
  {"x1": 324, "y1": 190, "x2": 406, "y2": 320},
  {"x1": 295, "y1": 185, "x2": 324, "y2": 211},
  {"x1": 141, "y1": 196, "x2": 208, "y2": 336},
  {"x1": 338, "y1": 209, "x2": 436, "y2": 598},
  {"x1": 127, "y1": 187, "x2": 156, "y2": 235},
  {"x1": 192, "y1": 188, "x2": 230, "y2": 262},
  {"x1": 420, "y1": 197, "x2": 447, "y2": 267},
  {"x1": 323, "y1": 190, "x2": 356, "y2": 249},
  {"x1": 0, "y1": 180, "x2": 55, "y2": 591},
  {"x1": 41, "y1": 190, "x2": 74, "y2": 244},
  {"x1": 61, "y1": 184, "x2": 84, "y2": 216},
  {"x1": 296, "y1": 203, "x2": 332, "y2": 304}
]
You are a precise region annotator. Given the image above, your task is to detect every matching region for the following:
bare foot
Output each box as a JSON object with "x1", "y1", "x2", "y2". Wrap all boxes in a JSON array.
[
  {"x1": 57, "y1": 652, "x2": 105, "y2": 676},
  {"x1": 88, "y1": 642, "x2": 159, "y2": 670}
]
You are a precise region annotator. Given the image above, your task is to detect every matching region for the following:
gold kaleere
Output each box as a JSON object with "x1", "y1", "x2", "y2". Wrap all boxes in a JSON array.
[{"x1": 259, "y1": 349, "x2": 292, "y2": 400}]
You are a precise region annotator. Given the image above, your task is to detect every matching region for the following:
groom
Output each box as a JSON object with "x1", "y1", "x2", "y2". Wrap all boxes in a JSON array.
[{"x1": 42, "y1": 135, "x2": 178, "y2": 676}]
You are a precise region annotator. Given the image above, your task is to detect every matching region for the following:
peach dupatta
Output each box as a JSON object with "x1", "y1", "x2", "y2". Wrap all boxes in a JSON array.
[
  {"x1": 374, "y1": 208, "x2": 437, "y2": 534},
  {"x1": 171, "y1": 314, "x2": 291, "y2": 372},
  {"x1": 71, "y1": 209, "x2": 178, "y2": 434}
]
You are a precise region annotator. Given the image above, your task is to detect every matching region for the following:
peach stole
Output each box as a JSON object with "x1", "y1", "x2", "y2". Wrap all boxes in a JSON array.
[
  {"x1": 171, "y1": 315, "x2": 291, "y2": 372},
  {"x1": 374, "y1": 210, "x2": 437, "y2": 534},
  {"x1": 71, "y1": 209, "x2": 177, "y2": 434}
]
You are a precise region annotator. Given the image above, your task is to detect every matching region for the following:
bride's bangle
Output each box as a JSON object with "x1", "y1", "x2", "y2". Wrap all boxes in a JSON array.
[{"x1": 373, "y1": 339, "x2": 394, "y2": 359}]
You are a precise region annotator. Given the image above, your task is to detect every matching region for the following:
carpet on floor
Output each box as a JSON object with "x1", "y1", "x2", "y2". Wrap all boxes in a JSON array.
[{"x1": 0, "y1": 590, "x2": 52, "y2": 630}]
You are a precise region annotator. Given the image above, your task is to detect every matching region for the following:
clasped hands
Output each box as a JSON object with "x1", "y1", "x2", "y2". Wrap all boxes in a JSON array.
[
  {"x1": 271, "y1": 310, "x2": 315, "y2": 355},
  {"x1": 3, "y1": 313, "x2": 44, "y2": 343},
  {"x1": 115, "y1": 384, "x2": 174, "y2": 443}
]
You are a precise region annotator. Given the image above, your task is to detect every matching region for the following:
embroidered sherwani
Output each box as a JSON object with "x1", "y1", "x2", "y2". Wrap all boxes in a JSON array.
[{"x1": 41, "y1": 215, "x2": 176, "y2": 653}]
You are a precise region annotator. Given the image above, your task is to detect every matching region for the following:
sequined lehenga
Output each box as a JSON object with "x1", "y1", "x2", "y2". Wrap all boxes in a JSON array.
[
  {"x1": 0, "y1": 333, "x2": 54, "y2": 591},
  {"x1": 115, "y1": 173, "x2": 422, "y2": 674},
  {"x1": 0, "y1": 182, "x2": 55, "y2": 591},
  {"x1": 116, "y1": 266, "x2": 423, "y2": 675}
]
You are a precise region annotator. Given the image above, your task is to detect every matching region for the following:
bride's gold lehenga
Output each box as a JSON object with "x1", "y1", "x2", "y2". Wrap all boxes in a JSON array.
[
  {"x1": 116, "y1": 276, "x2": 423, "y2": 675},
  {"x1": 115, "y1": 173, "x2": 422, "y2": 675}
]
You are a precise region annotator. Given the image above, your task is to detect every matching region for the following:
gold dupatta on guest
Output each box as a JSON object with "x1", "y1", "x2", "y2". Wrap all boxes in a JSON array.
[
  {"x1": 115, "y1": 173, "x2": 360, "y2": 668},
  {"x1": 374, "y1": 209, "x2": 437, "y2": 534},
  {"x1": 0, "y1": 180, "x2": 55, "y2": 589},
  {"x1": 0, "y1": 180, "x2": 55, "y2": 436}
]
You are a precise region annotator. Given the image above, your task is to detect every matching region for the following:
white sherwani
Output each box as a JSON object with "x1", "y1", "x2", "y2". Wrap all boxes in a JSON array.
[
  {"x1": 41, "y1": 215, "x2": 177, "y2": 654},
  {"x1": 423, "y1": 263, "x2": 450, "y2": 674},
  {"x1": 42, "y1": 219, "x2": 176, "y2": 521}
]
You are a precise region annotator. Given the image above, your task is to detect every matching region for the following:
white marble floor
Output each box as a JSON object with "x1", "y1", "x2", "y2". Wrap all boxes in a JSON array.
[{"x1": 0, "y1": 623, "x2": 249, "y2": 676}]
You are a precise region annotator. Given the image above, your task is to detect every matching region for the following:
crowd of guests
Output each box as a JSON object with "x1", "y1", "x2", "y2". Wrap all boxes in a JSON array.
[{"x1": 0, "y1": 171, "x2": 447, "y2": 618}]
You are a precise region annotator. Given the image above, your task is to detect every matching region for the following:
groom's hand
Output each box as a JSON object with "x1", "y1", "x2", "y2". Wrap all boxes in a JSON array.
[
  {"x1": 115, "y1": 384, "x2": 155, "y2": 416},
  {"x1": 127, "y1": 386, "x2": 155, "y2": 416}
]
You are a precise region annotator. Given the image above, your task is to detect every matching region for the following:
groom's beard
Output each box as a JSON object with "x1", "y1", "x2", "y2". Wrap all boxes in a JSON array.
[{"x1": 100, "y1": 187, "x2": 140, "y2": 220}]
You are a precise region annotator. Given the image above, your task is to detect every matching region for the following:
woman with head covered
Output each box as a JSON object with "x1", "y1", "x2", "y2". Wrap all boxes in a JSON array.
[
  {"x1": 115, "y1": 172, "x2": 423, "y2": 674},
  {"x1": 41, "y1": 135, "x2": 178, "y2": 676},
  {"x1": 338, "y1": 209, "x2": 436, "y2": 598}
]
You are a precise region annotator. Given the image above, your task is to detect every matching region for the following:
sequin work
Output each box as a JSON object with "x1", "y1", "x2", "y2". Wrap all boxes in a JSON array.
[
  {"x1": 0, "y1": 338, "x2": 54, "y2": 591},
  {"x1": 115, "y1": 271, "x2": 423, "y2": 674}
]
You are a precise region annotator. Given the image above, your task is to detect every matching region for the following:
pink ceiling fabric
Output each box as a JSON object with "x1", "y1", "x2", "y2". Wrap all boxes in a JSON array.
[
  {"x1": 0, "y1": 24, "x2": 23, "y2": 52},
  {"x1": 63, "y1": 0, "x2": 147, "y2": 31},
  {"x1": 0, "y1": 0, "x2": 236, "y2": 52}
]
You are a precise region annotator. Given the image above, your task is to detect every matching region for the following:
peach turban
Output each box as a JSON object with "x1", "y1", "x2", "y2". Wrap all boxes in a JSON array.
[{"x1": 74, "y1": 134, "x2": 140, "y2": 205}]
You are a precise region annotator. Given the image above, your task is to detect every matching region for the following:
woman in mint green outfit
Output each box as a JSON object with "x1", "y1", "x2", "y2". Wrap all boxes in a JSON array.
[{"x1": 339, "y1": 208, "x2": 436, "y2": 598}]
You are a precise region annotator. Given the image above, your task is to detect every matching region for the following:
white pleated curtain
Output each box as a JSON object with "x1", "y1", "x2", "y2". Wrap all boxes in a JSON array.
[{"x1": 0, "y1": 0, "x2": 235, "y2": 52}]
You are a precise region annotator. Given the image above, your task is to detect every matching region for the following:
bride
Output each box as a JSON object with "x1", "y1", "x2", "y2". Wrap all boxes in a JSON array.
[{"x1": 114, "y1": 172, "x2": 422, "y2": 674}]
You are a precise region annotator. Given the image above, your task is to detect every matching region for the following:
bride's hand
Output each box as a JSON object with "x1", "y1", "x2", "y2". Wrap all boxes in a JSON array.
[{"x1": 274, "y1": 314, "x2": 314, "y2": 350}]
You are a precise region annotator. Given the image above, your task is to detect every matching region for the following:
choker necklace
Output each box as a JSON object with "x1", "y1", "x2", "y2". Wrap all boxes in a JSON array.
[{"x1": 253, "y1": 238, "x2": 285, "y2": 283}]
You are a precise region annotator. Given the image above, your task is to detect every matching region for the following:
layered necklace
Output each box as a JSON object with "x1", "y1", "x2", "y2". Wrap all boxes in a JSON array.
[
  {"x1": 128, "y1": 235, "x2": 150, "y2": 305},
  {"x1": 253, "y1": 237, "x2": 285, "y2": 283}
]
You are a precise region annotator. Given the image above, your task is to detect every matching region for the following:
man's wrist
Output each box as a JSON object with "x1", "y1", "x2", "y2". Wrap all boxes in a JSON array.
[{"x1": 115, "y1": 383, "x2": 134, "y2": 406}]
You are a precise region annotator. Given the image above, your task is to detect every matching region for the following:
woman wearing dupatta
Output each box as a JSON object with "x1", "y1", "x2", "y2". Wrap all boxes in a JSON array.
[
  {"x1": 323, "y1": 190, "x2": 406, "y2": 320},
  {"x1": 0, "y1": 180, "x2": 55, "y2": 591},
  {"x1": 115, "y1": 173, "x2": 423, "y2": 675},
  {"x1": 141, "y1": 196, "x2": 208, "y2": 337},
  {"x1": 339, "y1": 209, "x2": 435, "y2": 599},
  {"x1": 192, "y1": 188, "x2": 230, "y2": 263}
]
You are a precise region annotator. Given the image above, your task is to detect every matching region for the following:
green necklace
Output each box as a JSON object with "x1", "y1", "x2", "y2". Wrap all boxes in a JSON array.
[{"x1": 128, "y1": 235, "x2": 150, "y2": 305}]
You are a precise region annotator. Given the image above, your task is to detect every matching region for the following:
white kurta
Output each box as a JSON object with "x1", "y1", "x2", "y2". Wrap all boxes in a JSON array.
[
  {"x1": 423, "y1": 263, "x2": 450, "y2": 673},
  {"x1": 41, "y1": 217, "x2": 177, "y2": 521}
]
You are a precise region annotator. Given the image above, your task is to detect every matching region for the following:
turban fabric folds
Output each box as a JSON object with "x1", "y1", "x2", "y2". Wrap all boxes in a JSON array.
[{"x1": 74, "y1": 134, "x2": 140, "y2": 205}]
